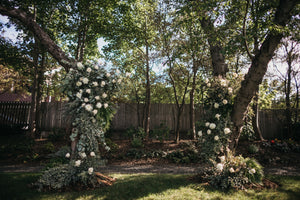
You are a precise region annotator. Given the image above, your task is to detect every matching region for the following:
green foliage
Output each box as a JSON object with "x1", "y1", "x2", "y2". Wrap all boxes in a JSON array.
[
  {"x1": 47, "y1": 128, "x2": 66, "y2": 142},
  {"x1": 125, "y1": 126, "x2": 145, "y2": 148},
  {"x1": 248, "y1": 144, "x2": 260, "y2": 154},
  {"x1": 43, "y1": 142, "x2": 55, "y2": 154},
  {"x1": 131, "y1": 137, "x2": 144, "y2": 148},
  {"x1": 151, "y1": 121, "x2": 169, "y2": 142}
]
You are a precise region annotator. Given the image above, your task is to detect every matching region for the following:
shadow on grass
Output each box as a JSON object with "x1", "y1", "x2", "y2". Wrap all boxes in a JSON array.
[
  {"x1": 0, "y1": 173, "x2": 192, "y2": 200},
  {"x1": 1, "y1": 173, "x2": 300, "y2": 200}
]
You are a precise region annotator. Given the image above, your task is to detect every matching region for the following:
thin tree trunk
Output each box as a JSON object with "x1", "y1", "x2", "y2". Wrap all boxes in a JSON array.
[
  {"x1": 35, "y1": 51, "x2": 46, "y2": 136},
  {"x1": 29, "y1": 42, "x2": 39, "y2": 137},
  {"x1": 190, "y1": 59, "x2": 197, "y2": 139},
  {"x1": 144, "y1": 18, "x2": 151, "y2": 140},
  {"x1": 252, "y1": 93, "x2": 264, "y2": 141},
  {"x1": 285, "y1": 54, "x2": 292, "y2": 137}
]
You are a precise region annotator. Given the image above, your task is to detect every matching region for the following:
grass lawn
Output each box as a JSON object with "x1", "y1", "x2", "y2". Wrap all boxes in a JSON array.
[{"x1": 0, "y1": 172, "x2": 300, "y2": 200}]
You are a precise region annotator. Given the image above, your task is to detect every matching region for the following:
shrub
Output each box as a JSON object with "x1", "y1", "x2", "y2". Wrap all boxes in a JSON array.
[
  {"x1": 152, "y1": 121, "x2": 169, "y2": 142},
  {"x1": 248, "y1": 144, "x2": 260, "y2": 154},
  {"x1": 198, "y1": 150, "x2": 264, "y2": 190}
]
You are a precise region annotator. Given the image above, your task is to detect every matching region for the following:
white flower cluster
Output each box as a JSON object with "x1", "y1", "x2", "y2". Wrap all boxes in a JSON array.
[{"x1": 64, "y1": 62, "x2": 123, "y2": 119}]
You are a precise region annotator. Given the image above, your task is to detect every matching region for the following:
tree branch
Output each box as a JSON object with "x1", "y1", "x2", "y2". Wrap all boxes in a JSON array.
[
  {"x1": 243, "y1": 0, "x2": 254, "y2": 60},
  {"x1": 0, "y1": 5, "x2": 75, "y2": 71}
]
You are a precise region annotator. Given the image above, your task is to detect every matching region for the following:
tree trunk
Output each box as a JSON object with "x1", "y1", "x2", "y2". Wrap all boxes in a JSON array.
[
  {"x1": 252, "y1": 93, "x2": 264, "y2": 141},
  {"x1": 190, "y1": 59, "x2": 197, "y2": 139},
  {"x1": 175, "y1": 106, "x2": 183, "y2": 144},
  {"x1": 35, "y1": 52, "x2": 46, "y2": 136},
  {"x1": 285, "y1": 48, "x2": 292, "y2": 137},
  {"x1": 231, "y1": 0, "x2": 298, "y2": 151},
  {"x1": 144, "y1": 20, "x2": 151, "y2": 140},
  {"x1": 200, "y1": 17, "x2": 228, "y2": 77},
  {"x1": 28, "y1": 41, "x2": 39, "y2": 137}
]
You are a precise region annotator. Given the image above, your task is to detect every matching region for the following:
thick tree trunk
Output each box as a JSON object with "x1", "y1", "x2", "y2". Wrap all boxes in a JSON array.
[
  {"x1": 231, "y1": 0, "x2": 298, "y2": 150},
  {"x1": 200, "y1": 18, "x2": 228, "y2": 77},
  {"x1": 0, "y1": 5, "x2": 75, "y2": 70}
]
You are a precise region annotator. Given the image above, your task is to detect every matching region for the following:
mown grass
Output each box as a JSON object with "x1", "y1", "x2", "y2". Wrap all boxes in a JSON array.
[{"x1": 0, "y1": 172, "x2": 300, "y2": 200}]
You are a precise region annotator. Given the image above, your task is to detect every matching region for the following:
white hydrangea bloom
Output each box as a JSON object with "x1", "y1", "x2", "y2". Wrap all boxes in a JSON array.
[
  {"x1": 205, "y1": 122, "x2": 210, "y2": 127},
  {"x1": 228, "y1": 87, "x2": 233, "y2": 94},
  {"x1": 86, "y1": 67, "x2": 92, "y2": 73},
  {"x1": 224, "y1": 128, "x2": 231, "y2": 134},
  {"x1": 249, "y1": 168, "x2": 256, "y2": 174},
  {"x1": 219, "y1": 156, "x2": 225, "y2": 163},
  {"x1": 93, "y1": 82, "x2": 98, "y2": 87},
  {"x1": 116, "y1": 69, "x2": 120, "y2": 74},
  {"x1": 96, "y1": 102, "x2": 102, "y2": 108},
  {"x1": 84, "y1": 98, "x2": 89, "y2": 102},
  {"x1": 222, "y1": 99, "x2": 228, "y2": 105},
  {"x1": 214, "y1": 103, "x2": 219, "y2": 109},
  {"x1": 112, "y1": 79, "x2": 116, "y2": 83},
  {"x1": 94, "y1": 65, "x2": 99, "y2": 70},
  {"x1": 90, "y1": 152, "x2": 95, "y2": 157},
  {"x1": 77, "y1": 62, "x2": 84, "y2": 69},
  {"x1": 209, "y1": 123, "x2": 216, "y2": 129},
  {"x1": 104, "y1": 103, "x2": 108, "y2": 108},
  {"x1": 86, "y1": 89, "x2": 91, "y2": 94},
  {"x1": 88, "y1": 167, "x2": 94, "y2": 175},
  {"x1": 207, "y1": 83, "x2": 211, "y2": 87},
  {"x1": 214, "y1": 135, "x2": 219, "y2": 141},
  {"x1": 220, "y1": 79, "x2": 227, "y2": 87},
  {"x1": 207, "y1": 129, "x2": 211, "y2": 135},
  {"x1": 102, "y1": 93, "x2": 107, "y2": 98},
  {"x1": 229, "y1": 167, "x2": 235, "y2": 173},
  {"x1": 101, "y1": 81, "x2": 106, "y2": 87},
  {"x1": 80, "y1": 152, "x2": 87, "y2": 158},
  {"x1": 106, "y1": 72, "x2": 111, "y2": 77},
  {"x1": 205, "y1": 78, "x2": 209, "y2": 84},
  {"x1": 85, "y1": 104, "x2": 93, "y2": 112},
  {"x1": 75, "y1": 160, "x2": 81, "y2": 167},
  {"x1": 80, "y1": 77, "x2": 83, "y2": 81},
  {"x1": 117, "y1": 79, "x2": 122, "y2": 84},
  {"x1": 125, "y1": 72, "x2": 131, "y2": 77},
  {"x1": 95, "y1": 96, "x2": 100, "y2": 100},
  {"x1": 198, "y1": 131, "x2": 202, "y2": 137},
  {"x1": 76, "y1": 92, "x2": 82, "y2": 99},
  {"x1": 65, "y1": 97, "x2": 70, "y2": 102},
  {"x1": 76, "y1": 81, "x2": 82, "y2": 87},
  {"x1": 216, "y1": 163, "x2": 224, "y2": 172},
  {"x1": 215, "y1": 114, "x2": 221, "y2": 120},
  {"x1": 92, "y1": 109, "x2": 98, "y2": 115},
  {"x1": 233, "y1": 73, "x2": 238, "y2": 78},
  {"x1": 65, "y1": 153, "x2": 70, "y2": 158},
  {"x1": 82, "y1": 77, "x2": 89, "y2": 84}
]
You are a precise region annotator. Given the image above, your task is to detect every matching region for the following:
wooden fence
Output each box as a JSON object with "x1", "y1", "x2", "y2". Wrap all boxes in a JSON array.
[
  {"x1": 0, "y1": 101, "x2": 297, "y2": 139},
  {"x1": 0, "y1": 101, "x2": 31, "y2": 128}
]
